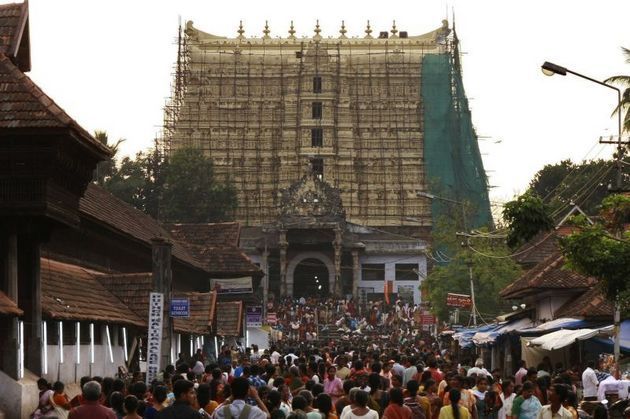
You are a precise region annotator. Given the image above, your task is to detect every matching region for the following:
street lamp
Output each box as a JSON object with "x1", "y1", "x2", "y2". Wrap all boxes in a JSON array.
[
  {"x1": 416, "y1": 191, "x2": 478, "y2": 326},
  {"x1": 541, "y1": 60, "x2": 623, "y2": 366},
  {"x1": 541, "y1": 61, "x2": 623, "y2": 189}
]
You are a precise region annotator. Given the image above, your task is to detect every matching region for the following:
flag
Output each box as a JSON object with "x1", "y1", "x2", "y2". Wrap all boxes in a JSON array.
[{"x1": 384, "y1": 280, "x2": 393, "y2": 305}]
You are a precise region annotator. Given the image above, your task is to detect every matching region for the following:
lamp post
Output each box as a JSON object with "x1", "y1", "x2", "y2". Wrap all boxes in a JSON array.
[
  {"x1": 416, "y1": 191, "x2": 478, "y2": 326},
  {"x1": 541, "y1": 61, "x2": 624, "y2": 366}
]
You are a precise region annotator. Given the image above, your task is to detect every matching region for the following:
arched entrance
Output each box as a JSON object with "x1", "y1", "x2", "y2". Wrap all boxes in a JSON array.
[{"x1": 292, "y1": 258, "x2": 330, "y2": 298}]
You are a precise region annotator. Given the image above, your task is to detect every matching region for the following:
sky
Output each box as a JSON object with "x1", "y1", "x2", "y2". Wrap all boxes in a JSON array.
[{"x1": 21, "y1": 0, "x2": 630, "y2": 206}]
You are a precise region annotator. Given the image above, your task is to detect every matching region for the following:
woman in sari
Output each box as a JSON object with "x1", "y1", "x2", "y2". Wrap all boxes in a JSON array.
[{"x1": 31, "y1": 378, "x2": 53, "y2": 419}]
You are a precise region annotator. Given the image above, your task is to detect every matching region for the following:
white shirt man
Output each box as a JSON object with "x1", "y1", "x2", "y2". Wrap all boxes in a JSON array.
[{"x1": 582, "y1": 364, "x2": 599, "y2": 399}]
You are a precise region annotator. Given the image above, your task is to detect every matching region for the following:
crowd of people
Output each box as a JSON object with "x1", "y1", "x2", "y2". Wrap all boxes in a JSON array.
[
  {"x1": 31, "y1": 337, "x2": 629, "y2": 419},
  {"x1": 268, "y1": 297, "x2": 431, "y2": 344}
]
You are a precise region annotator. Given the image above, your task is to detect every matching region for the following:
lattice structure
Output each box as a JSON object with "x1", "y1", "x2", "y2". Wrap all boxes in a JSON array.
[{"x1": 162, "y1": 19, "x2": 491, "y2": 230}]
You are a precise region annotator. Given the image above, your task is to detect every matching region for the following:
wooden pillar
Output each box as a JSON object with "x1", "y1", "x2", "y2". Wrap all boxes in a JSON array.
[
  {"x1": 19, "y1": 234, "x2": 42, "y2": 376},
  {"x1": 333, "y1": 227, "x2": 343, "y2": 296},
  {"x1": 151, "y1": 237, "x2": 173, "y2": 371},
  {"x1": 279, "y1": 230, "x2": 288, "y2": 297},
  {"x1": 351, "y1": 249, "x2": 360, "y2": 300},
  {"x1": 1, "y1": 228, "x2": 19, "y2": 378}
]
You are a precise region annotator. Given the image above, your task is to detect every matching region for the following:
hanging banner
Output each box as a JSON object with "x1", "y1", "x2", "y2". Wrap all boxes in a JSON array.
[
  {"x1": 211, "y1": 277, "x2": 253, "y2": 294},
  {"x1": 447, "y1": 293, "x2": 472, "y2": 308},
  {"x1": 246, "y1": 305, "x2": 263, "y2": 328},
  {"x1": 384, "y1": 280, "x2": 394, "y2": 304},
  {"x1": 146, "y1": 292, "x2": 164, "y2": 385}
]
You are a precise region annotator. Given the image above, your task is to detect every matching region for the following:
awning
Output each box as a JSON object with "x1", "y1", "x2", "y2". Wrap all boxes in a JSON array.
[
  {"x1": 590, "y1": 320, "x2": 630, "y2": 353},
  {"x1": 453, "y1": 324, "x2": 497, "y2": 349},
  {"x1": 517, "y1": 317, "x2": 586, "y2": 335},
  {"x1": 473, "y1": 317, "x2": 534, "y2": 345},
  {"x1": 528, "y1": 326, "x2": 613, "y2": 351}
]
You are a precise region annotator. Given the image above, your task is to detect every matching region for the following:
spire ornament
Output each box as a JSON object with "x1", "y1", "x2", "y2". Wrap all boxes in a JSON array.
[
  {"x1": 339, "y1": 20, "x2": 348, "y2": 39},
  {"x1": 390, "y1": 20, "x2": 398, "y2": 38},
  {"x1": 288, "y1": 20, "x2": 296, "y2": 39},
  {"x1": 263, "y1": 20, "x2": 270, "y2": 38},
  {"x1": 237, "y1": 20, "x2": 245, "y2": 39},
  {"x1": 364, "y1": 20, "x2": 373, "y2": 39},
  {"x1": 314, "y1": 19, "x2": 322, "y2": 41}
]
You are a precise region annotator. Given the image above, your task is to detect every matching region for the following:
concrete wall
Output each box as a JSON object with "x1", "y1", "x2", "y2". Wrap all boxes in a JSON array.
[
  {"x1": 0, "y1": 368, "x2": 39, "y2": 419},
  {"x1": 357, "y1": 254, "x2": 426, "y2": 304}
]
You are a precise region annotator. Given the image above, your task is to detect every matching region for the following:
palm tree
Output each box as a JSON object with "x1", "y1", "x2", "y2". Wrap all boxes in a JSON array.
[
  {"x1": 93, "y1": 130, "x2": 126, "y2": 186},
  {"x1": 605, "y1": 47, "x2": 630, "y2": 134}
]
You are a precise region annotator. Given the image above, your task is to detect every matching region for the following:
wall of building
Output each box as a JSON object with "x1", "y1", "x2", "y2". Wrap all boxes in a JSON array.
[
  {"x1": 357, "y1": 254, "x2": 426, "y2": 304},
  {"x1": 0, "y1": 368, "x2": 39, "y2": 419},
  {"x1": 167, "y1": 34, "x2": 444, "y2": 228},
  {"x1": 534, "y1": 295, "x2": 572, "y2": 323},
  {"x1": 41, "y1": 323, "x2": 128, "y2": 384}
]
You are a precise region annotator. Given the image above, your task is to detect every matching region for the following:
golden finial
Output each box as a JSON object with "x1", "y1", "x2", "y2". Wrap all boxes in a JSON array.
[
  {"x1": 364, "y1": 20, "x2": 373, "y2": 39},
  {"x1": 263, "y1": 20, "x2": 270, "y2": 38},
  {"x1": 339, "y1": 20, "x2": 347, "y2": 38},
  {"x1": 288, "y1": 20, "x2": 296, "y2": 38},
  {"x1": 237, "y1": 20, "x2": 245, "y2": 39},
  {"x1": 314, "y1": 19, "x2": 322, "y2": 40},
  {"x1": 390, "y1": 20, "x2": 398, "y2": 38}
]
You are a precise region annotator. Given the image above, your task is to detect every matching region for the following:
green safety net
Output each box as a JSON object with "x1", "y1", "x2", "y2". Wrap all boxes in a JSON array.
[{"x1": 421, "y1": 53, "x2": 493, "y2": 229}]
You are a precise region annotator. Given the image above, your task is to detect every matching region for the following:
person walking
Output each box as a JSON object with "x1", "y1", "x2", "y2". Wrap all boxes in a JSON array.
[
  {"x1": 156, "y1": 380, "x2": 199, "y2": 419},
  {"x1": 535, "y1": 385, "x2": 572, "y2": 419},
  {"x1": 581, "y1": 362, "x2": 599, "y2": 402},
  {"x1": 213, "y1": 377, "x2": 269, "y2": 419},
  {"x1": 438, "y1": 390, "x2": 470, "y2": 419}
]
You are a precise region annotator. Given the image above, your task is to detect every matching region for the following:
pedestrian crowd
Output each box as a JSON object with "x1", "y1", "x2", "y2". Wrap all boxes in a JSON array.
[{"x1": 31, "y1": 336, "x2": 628, "y2": 419}]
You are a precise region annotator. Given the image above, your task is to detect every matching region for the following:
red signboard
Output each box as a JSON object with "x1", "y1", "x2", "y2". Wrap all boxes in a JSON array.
[
  {"x1": 446, "y1": 293, "x2": 472, "y2": 308},
  {"x1": 420, "y1": 314, "x2": 436, "y2": 325}
]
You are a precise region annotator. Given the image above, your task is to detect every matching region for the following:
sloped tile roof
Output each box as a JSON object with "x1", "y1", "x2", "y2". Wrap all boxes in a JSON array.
[
  {"x1": 0, "y1": 290, "x2": 22, "y2": 315},
  {"x1": 40, "y1": 258, "x2": 145, "y2": 327},
  {"x1": 555, "y1": 286, "x2": 614, "y2": 318},
  {"x1": 0, "y1": 2, "x2": 24, "y2": 55},
  {"x1": 501, "y1": 251, "x2": 596, "y2": 299},
  {"x1": 167, "y1": 223, "x2": 261, "y2": 277},
  {"x1": 172, "y1": 291, "x2": 217, "y2": 335},
  {"x1": 512, "y1": 230, "x2": 559, "y2": 266},
  {"x1": 215, "y1": 301, "x2": 243, "y2": 336},
  {"x1": 79, "y1": 184, "x2": 205, "y2": 272},
  {"x1": 0, "y1": 55, "x2": 109, "y2": 155},
  {"x1": 167, "y1": 223, "x2": 240, "y2": 248},
  {"x1": 98, "y1": 273, "x2": 216, "y2": 335}
]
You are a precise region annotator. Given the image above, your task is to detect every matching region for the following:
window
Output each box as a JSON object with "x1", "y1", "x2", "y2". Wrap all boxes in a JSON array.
[
  {"x1": 312, "y1": 102, "x2": 322, "y2": 119},
  {"x1": 311, "y1": 158, "x2": 324, "y2": 179},
  {"x1": 362, "y1": 264, "x2": 385, "y2": 281},
  {"x1": 313, "y1": 76, "x2": 322, "y2": 93},
  {"x1": 295, "y1": 51, "x2": 303, "y2": 59},
  {"x1": 311, "y1": 128, "x2": 323, "y2": 147},
  {"x1": 395, "y1": 263, "x2": 419, "y2": 281}
]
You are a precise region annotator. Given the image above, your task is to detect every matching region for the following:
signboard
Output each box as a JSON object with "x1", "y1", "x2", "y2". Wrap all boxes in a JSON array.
[
  {"x1": 211, "y1": 277, "x2": 253, "y2": 295},
  {"x1": 447, "y1": 293, "x2": 472, "y2": 308},
  {"x1": 246, "y1": 305, "x2": 263, "y2": 328},
  {"x1": 170, "y1": 298, "x2": 190, "y2": 318},
  {"x1": 146, "y1": 292, "x2": 163, "y2": 385},
  {"x1": 420, "y1": 312, "x2": 436, "y2": 325}
]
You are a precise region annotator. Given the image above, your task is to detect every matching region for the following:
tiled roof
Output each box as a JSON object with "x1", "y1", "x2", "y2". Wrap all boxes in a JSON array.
[
  {"x1": 168, "y1": 223, "x2": 241, "y2": 248},
  {"x1": 0, "y1": 290, "x2": 22, "y2": 316},
  {"x1": 512, "y1": 230, "x2": 559, "y2": 266},
  {"x1": 555, "y1": 286, "x2": 614, "y2": 318},
  {"x1": 0, "y1": 55, "x2": 108, "y2": 156},
  {"x1": 40, "y1": 258, "x2": 145, "y2": 327},
  {"x1": 0, "y1": 2, "x2": 25, "y2": 57},
  {"x1": 79, "y1": 184, "x2": 205, "y2": 272},
  {"x1": 167, "y1": 222, "x2": 261, "y2": 277},
  {"x1": 98, "y1": 273, "x2": 217, "y2": 335},
  {"x1": 501, "y1": 251, "x2": 596, "y2": 299},
  {"x1": 215, "y1": 301, "x2": 243, "y2": 336},
  {"x1": 172, "y1": 291, "x2": 217, "y2": 335},
  {"x1": 184, "y1": 243, "x2": 261, "y2": 277}
]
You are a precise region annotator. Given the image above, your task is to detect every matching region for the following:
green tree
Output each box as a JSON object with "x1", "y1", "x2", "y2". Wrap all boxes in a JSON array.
[
  {"x1": 161, "y1": 148, "x2": 237, "y2": 223},
  {"x1": 502, "y1": 192, "x2": 554, "y2": 249},
  {"x1": 424, "y1": 216, "x2": 522, "y2": 323},
  {"x1": 93, "y1": 130, "x2": 125, "y2": 186},
  {"x1": 104, "y1": 152, "x2": 147, "y2": 211},
  {"x1": 604, "y1": 47, "x2": 630, "y2": 134},
  {"x1": 527, "y1": 159, "x2": 619, "y2": 216},
  {"x1": 560, "y1": 194, "x2": 630, "y2": 311}
]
